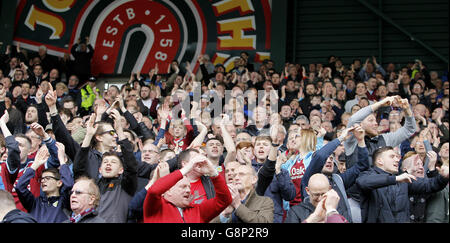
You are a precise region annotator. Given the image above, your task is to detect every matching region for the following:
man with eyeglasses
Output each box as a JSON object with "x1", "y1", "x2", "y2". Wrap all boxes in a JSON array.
[
  {"x1": 66, "y1": 176, "x2": 105, "y2": 223},
  {"x1": 285, "y1": 173, "x2": 338, "y2": 223},
  {"x1": 15, "y1": 146, "x2": 73, "y2": 223},
  {"x1": 74, "y1": 109, "x2": 138, "y2": 223}
]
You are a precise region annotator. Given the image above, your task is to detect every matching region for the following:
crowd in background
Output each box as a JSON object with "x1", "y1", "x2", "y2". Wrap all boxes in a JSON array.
[{"x1": 0, "y1": 40, "x2": 448, "y2": 223}]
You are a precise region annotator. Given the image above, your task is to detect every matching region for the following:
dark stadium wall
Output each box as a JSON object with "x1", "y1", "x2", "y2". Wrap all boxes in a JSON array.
[{"x1": 286, "y1": 0, "x2": 449, "y2": 75}]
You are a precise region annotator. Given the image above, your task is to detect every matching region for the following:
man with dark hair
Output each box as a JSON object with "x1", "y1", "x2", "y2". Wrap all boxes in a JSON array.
[
  {"x1": 71, "y1": 37, "x2": 94, "y2": 82},
  {"x1": 356, "y1": 146, "x2": 449, "y2": 223},
  {"x1": 74, "y1": 110, "x2": 138, "y2": 223},
  {"x1": 15, "y1": 145, "x2": 73, "y2": 223},
  {"x1": 0, "y1": 110, "x2": 39, "y2": 211},
  {"x1": 344, "y1": 81, "x2": 373, "y2": 113},
  {"x1": 62, "y1": 97, "x2": 78, "y2": 117}
]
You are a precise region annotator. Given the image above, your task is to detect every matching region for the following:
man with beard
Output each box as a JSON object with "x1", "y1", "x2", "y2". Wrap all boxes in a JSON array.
[
  {"x1": 22, "y1": 104, "x2": 48, "y2": 134},
  {"x1": 138, "y1": 85, "x2": 158, "y2": 118}
]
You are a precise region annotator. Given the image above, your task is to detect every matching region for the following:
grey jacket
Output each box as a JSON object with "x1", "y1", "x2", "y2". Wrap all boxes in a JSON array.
[
  {"x1": 344, "y1": 105, "x2": 416, "y2": 166},
  {"x1": 425, "y1": 184, "x2": 449, "y2": 223}
]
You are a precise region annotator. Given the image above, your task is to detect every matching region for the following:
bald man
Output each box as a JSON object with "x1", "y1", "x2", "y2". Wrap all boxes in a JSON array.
[{"x1": 285, "y1": 174, "x2": 333, "y2": 223}]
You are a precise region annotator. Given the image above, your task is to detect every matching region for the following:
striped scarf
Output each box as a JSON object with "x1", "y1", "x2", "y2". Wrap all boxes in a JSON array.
[{"x1": 70, "y1": 208, "x2": 96, "y2": 223}]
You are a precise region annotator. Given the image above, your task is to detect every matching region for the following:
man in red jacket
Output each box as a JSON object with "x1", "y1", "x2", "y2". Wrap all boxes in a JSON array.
[{"x1": 143, "y1": 150, "x2": 232, "y2": 223}]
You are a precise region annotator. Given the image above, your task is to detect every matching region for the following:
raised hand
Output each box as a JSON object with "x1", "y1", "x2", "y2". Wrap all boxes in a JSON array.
[
  {"x1": 55, "y1": 142, "x2": 67, "y2": 165},
  {"x1": 427, "y1": 150, "x2": 438, "y2": 171},
  {"x1": 396, "y1": 173, "x2": 417, "y2": 183},
  {"x1": 45, "y1": 84, "x2": 57, "y2": 110},
  {"x1": 305, "y1": 197, "x2": 326, "y2": 223},
  {"x1": 85, "y1": 113, "x2": 98, "y2": 137},
  {"x1": 228, "y1": 183, "x2": 241, "y2": 209},
  {"x1": 188, "y1": 154, "x2": 217, "y2": 177},
  {"x1": 338, "y1": 125, "x2": 357, "y2": 142},
  {"x1": 353, "y1": 125, "x2": 365, "y2": 143},
  {"x1": 324, "y1": 189, "x2": 340, "y2": 212},
  {"x1": 0, "y1": 87, "x2": 7, "y2": 102},
  {"x1": 275, "y1": 151, "x2": 288, "y2": 174},
  {"x1": 0, "y1": 110, "x2": 9, "y2": 125},
  {"x1": 158, "y1": 161, "x2": 170, "y2": 178},
  {"x1": 31, "y1": 146, "x2": 50, "y2": 170},
  {"x1": 35, "y1": 87, "x2": 44, "y2": 104},
  {"x1": 30, "y1": 122, "x2": 47, "y2": 138},
  {"x1": 436, "y1": 165, "x2": 449, "y2": 179}
]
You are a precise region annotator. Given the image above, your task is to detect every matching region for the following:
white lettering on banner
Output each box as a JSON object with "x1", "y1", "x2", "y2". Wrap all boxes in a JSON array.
[
  {"x1": 113, "y1": 14, "x2": 124, "y2": 25},
  {"x1": 106, "y1": 26, "x2": 118, "y2": 36},
  {"x1": 126, "y1": 8, "x2": 135, "y2": 20},
  {"x1": 290, "y1": 166, "x2": 305, "y2": 180},
  {"x1": 103, "y1": 39, "x2": 114, "y2": 48}
]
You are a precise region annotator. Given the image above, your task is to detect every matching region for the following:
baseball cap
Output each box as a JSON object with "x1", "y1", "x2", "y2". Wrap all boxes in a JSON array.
[{"x1": 88, "y1": 76, "x2": 97, "y2": 82}]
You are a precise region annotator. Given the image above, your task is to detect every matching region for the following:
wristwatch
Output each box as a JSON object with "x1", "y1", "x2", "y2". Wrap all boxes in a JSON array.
[{"x1": 271, "y1": 143, "x2": 280, "y2": 147}]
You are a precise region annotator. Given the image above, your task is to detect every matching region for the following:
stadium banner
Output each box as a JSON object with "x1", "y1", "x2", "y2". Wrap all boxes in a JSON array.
[{"x1": 13, "y1": 0, "x2": 272, "y2": 76}]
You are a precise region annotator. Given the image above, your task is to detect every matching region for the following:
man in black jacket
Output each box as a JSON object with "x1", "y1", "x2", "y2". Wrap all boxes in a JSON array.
[
  {"x1": 356, "y1": 146, "x2": 449, "y2": 223},
  {"x1": 285, "y1": 173, "x2": 334, "y2": 223},
  {"x1": 74, "y1": 110, "x2": 137, "y2": 223},
  {"x1": 0, "y1": 190, "x2": 36, "y2": 223},
  {"x1": 71, "y1": 37, "x2": 94, "y2": 83}
]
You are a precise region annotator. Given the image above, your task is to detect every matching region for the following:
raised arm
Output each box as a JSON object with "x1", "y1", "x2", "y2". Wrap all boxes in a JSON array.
[
  {"x1": 301, "y1": 126, "x2": 356, "y2": 200},
  {"x1": 46, "y1": 84, "x2": 81, "y2": 161},
  {"x1": 188, "y1": 120, "x2": 208, "y2": 149},
  {"x1": 219, "y1": 114, "x2": 236, "y2": 163},
  {"x1": 381, "y1": 98, "x2": 416, "y2": 147},
  {"x1": 73, "y1": 114, "x2": 97, "y2": 180},
  {"x1": 1, "y1": 111, "x2": 21, "y2": 174},
  {"x1": 30, "y1": 122, "x2": 60, "y2": 168},
  {"x1": 340, "y1": 126, "x2": 370, "y2": 189},
  {"x1": 111, "y1": 109, "x2": 138, "y2": 196},
  {"x1": 255, "y1": 124, "x2": 282, "y2": 195}
]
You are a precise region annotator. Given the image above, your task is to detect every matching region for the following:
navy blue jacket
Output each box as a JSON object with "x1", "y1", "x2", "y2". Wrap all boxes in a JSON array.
[
  {"x1": 356, "y1": 167, "x2": 449, "y2": 223},
  {"x1": 256, "y1": 158, "x2": 296, "y2": 223},
  {"x1": 15, "y1": 164, "x2": 73, "y2": 223}
]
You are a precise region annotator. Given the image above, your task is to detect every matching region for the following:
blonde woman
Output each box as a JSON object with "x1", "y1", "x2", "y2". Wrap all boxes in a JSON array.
[{"x1": 280, "y1": 128, "x2": 324, "y2": 211}]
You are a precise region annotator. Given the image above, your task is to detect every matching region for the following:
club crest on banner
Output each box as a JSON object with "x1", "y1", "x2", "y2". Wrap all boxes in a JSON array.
[{"x1": 13, "y1": 0, "x2": 272, "y2": 76}]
